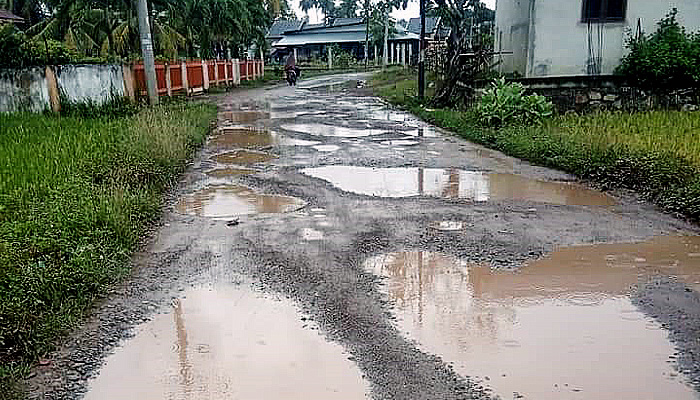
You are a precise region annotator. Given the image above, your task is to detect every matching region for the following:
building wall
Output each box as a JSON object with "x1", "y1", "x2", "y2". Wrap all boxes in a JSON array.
[{"x1": 495, "y1": 0, "x2": 700, "y2": 78}]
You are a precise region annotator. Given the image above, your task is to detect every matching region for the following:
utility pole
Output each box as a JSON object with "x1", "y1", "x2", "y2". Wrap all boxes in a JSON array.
[
  {"x1": 136, "y1": 0, "x2": 158, "y2": 105},
  {"x1": 418, "y1": 0, "x2": 425, "y2": 99},
  {"x1": 383, "y1": 9, "x2": 388, "y2": 69}
]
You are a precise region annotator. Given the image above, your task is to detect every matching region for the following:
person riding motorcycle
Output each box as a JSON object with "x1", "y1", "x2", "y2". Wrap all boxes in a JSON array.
[{"x1": 284, "y1": 53, "x2": 300, "y2": 85}]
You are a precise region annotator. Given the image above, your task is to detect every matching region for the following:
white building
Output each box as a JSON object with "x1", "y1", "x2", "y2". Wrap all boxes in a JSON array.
[{"x1": 494, "y1": 0, "x2": 700, "y2": 78}]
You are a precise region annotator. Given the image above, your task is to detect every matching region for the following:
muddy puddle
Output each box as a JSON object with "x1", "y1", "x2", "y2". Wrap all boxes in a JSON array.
[
  {"x1": 211, "y1": 128, "x2": 276, "y2": 149},
  {"x1": 278, "y1": 137, "x2": 322, "y2": 147},
  {"x1": 313, "y1": 144, "x2": 341, "y2": 152},
  {"x1": 84, "y1": 285, "x2": 368, "y2": 399},
  {"x1": 175, "y1": 184, "x2": 305, "y2": 218},
  {"x1": 281, "y1": 123, "x2": 387, "y2": 138},
  {"x1": 220, "y1": 110, "x2": 270, "y2": 123},
  {"x1": 302, "y1": 166, "x2": 614, "y2": 206},
  {"x1": 204, "y1": 167, "x2": 257, "y2": 178},
  {"x1": 212, "y1": 150, "x2": 276, "y2": 165},
  {"x1": 366, "y1": 236, "x2": 700, "y2": 399}
]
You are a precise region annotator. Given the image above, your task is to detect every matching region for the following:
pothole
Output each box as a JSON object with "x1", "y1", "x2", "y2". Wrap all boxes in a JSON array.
[
  {"x1": 205, "y1": 167, "x2": 257, "y2": 178},
  {"x1": 429, "y1": 221, "x2": 466, "y2": 231},
  {"x1": 220, "y1": 110, "x2": 270, "y2": 123},
  {"x1": 366, "y1": 238, "x2": 700, "y2": 400},
  {"x1": 301, "y1": 166, "x2": 615, "y2": 206},
  {"x1": 211, "y1": 128, "x2": 276, "y2": 149},
  {"x1": 281, "y1": 123, "x2": 387, "y2": 138},
  {"x1": 211, "y1": 150, "x2": 276, "y2": 165},
  {"x1": 84, "y1": 285, "x2": 368, "y2": 399},
  {"x1": 312, "y1": 145, "x2": 340, "y2": 152},
  {"x1": 175, "y1": 184, "x2": 305, "y2": 218}
]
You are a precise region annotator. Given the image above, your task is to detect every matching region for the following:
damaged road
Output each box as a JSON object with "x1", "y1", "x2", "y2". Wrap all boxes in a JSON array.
[{"x1": 27, "y1": 74, "x2": 700, "y2": 400}]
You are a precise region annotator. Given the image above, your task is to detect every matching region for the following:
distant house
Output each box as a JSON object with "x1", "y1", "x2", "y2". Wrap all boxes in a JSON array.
[
  {"x1": 495, "y1": 0, "x2": 700, "y2": 78},
  {"x1": 406, "y1": 17, "x2": 449, "y2": 41},
  {"x1": 0, "y1": 9, "x2": 24, "y2": 24},
  {"x1": 267, "y1": 17, "x2": 419, "y2": 65}
]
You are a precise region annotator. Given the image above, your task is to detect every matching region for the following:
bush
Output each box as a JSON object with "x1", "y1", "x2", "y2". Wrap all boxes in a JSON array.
[
  {"x1": 330, "y1": 45, "x2": 357, "y2": 69},
  {"x1": 476, "y1": 77, "x2": 553, "y2": 127},
  {"x1": 616, "y1": 8, "x2": 700, "y2": 93},
  {"x1": 0, "y1": 24, "x2": 77, "y2": 68}
]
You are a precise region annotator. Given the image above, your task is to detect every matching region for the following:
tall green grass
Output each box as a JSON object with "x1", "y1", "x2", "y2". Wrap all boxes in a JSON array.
[
  {"x1": 0, "y1": 102, "x2": 215, "y2": 391},
  {"x1": 371, "y1": 73, "x2": 700, "y2": 221}
]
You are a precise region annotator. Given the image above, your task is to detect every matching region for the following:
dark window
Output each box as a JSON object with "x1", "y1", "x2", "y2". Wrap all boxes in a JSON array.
[{"x1": 582, "y1": 0, "x2": 626, "y2": 22}]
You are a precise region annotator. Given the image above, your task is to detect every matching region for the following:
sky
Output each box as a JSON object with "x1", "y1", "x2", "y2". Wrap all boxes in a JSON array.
[{"x1": 290, "y1": 0, "x2": 497, "y2": 24}]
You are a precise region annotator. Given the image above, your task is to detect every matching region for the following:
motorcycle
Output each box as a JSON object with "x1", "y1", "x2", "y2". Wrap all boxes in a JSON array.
[{"x1": 285, "y1": 68, "x2": 297, "y2": 86}]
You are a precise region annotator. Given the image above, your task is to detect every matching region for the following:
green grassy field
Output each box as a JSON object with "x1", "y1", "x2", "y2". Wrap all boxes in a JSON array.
[
  {"x1": 371, "y1": 72, "x2": 700, "y2": 221},
  {"x1": 0, "y1": 101, "x2": 215, "y2": 393}
]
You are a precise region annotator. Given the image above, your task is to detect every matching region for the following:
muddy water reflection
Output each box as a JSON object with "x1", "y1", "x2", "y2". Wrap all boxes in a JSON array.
[
  {"x1": 175, "y1": 184, "x2": 304, "y2": 218},
  {"x1": 205, "y1": 167, "x2": 257, "y2": 179},
  {"x1": 212, "y1": 128, "x2": 276, "y2": 149},
  {"x1": 366, "y1": 236, "x2": 700, "y2": 400},
  {"x1": 220, "y1": 110, "x2": 270, "y2": 123},
  {"x1": 302, "y1": 166, "x2": 614, "y2": 206},
  {"x1": 212, "y1": 150, "x2": 276, "y2": 165},
  {"x1": 85, "y1": 286, "x2": 368, "y2": 399},
  {"x1": 281, "y1": 123, "x2": 387, "y2": 137}
]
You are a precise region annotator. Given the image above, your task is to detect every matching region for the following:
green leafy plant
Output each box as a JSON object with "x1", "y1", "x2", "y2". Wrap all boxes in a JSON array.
[
  {"x1": 616, "y1": 8, "x2": 700, "y2": 93},
  {"x1": 330, "y1": 44, "x2": 357, "y2": 69},
  {"x1": 476, "y1": 77, "x2": 553, "y2": 127}
]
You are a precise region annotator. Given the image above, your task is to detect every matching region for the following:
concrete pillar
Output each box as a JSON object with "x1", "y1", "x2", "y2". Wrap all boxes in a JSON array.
[
  {"x1": 233, "y1": 59, "x2": 241, "y2": 85},
  {"x1": 181, "y1": 62, "x2": 189, "y2": 95},
  {"x1": 401, "y1": 43, "x2": 406, "y2": 66},
  {"x1": 224, "y1": 60, "x2": 229, "y2": 84},
  {"x1": 165, "y1": 63, "x2": 172, "y2": 96},
  {"x1": 374, "y1": 45, "x2": 378, "y2": 66},
  {"x1": 293, "y1": 47, "x2": 298, "y2": 62},
  {"x1": 261, "y1": 59, "x2": 265, "y2": 78},
  {"x1": 45, "y1": 66, "x2": 60, "y2": 113},
  {"x1": 122, "y1": 64, "x2": 135, "y2": 101},
  {"x1": 202, "y1": 60, "x2": 209, "y2": 90},
  {"x1": 328, "y1": 46, "x2": 333, "y2": 69},
  {"x1": 409, "y1": 43, "x2": 413, "y2": 66}
]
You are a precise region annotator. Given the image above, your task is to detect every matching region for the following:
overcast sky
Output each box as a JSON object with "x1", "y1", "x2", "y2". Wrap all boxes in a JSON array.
[{"x1": 290, "y1": 0, "x2": 497, "y2": 24}]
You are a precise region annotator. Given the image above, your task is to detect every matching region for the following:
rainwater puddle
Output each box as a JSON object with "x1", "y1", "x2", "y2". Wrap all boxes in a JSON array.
[
  {"x1": 211, "y1": 128, "x2": 276, "y2": 149},
  {"x1": 366, "y1": 236, "x2": 700, "y2": 400},
  {"x1": 84, "y1": 285, "x2": 368, "y2": 399},
  {"x1": 279, "y1": 137, "x2": 322, "y2": 147},
  {"x1": 301, "y1": 228, "x2": 324, "y2": 241},
  {"x1": 220, "y1": 110, "x2": 270, "y2": 123},
  {"x1": 430, "y1": 221, "x2": 466, "y2": 231},
  {"x1": 175, "y1": 184, "x2": 305, "y2": 218},
  {"x1": 313, "y1": 144, "x2": 341, "y2": 152},
  {"x1": 204, "y1": 167, "x2": 256, "y2": 179},
  {"x1": 301, "y1": 166, "x2": 614, "y2": 206},
  {"x1": 212, "y1": 150, "x2": 276, "y2": 165},
  {"x1": 380, "y1": 140, "x2": 420, "y2": 146},
  {"x1": 401, "y1": 127, "x2": 440, "y2": 137},
  {"x1": 281, "y1": 123, "x2": 387, "y2": 138}
]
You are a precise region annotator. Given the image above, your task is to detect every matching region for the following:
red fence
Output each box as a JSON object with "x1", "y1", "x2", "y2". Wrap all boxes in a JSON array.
[{"x1": 132, "y1": 59, "x2": 264, "y2": 97}]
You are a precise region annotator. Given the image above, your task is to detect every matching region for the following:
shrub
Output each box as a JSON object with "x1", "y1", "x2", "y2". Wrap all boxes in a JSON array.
[
  {"x1": 616, "y1": 8, "x2": 700, "y2": 93},
  {"x1": 476, "y1": 77, "x2": 553, "y2": 127},
  {"x1": 0, "y1": 24, "x2": 77, "y2": 68}
]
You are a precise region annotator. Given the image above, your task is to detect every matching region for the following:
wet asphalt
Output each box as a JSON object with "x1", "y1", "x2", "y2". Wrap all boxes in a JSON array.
[{"x1": 26, "y1": 73, "x2": 700, "y2": 400}]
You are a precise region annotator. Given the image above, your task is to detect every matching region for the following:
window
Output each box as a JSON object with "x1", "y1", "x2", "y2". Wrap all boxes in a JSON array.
[{"x1": 582, "y1": 0, "x2": 627, "y2": 22}]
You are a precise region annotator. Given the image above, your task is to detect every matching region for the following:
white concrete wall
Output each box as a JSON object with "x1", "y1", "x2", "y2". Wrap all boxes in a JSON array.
[
  {"x1": 494, "y1": 0, "x2": 534, "y2": 76},
  {"x1": 0, "y1": 64, "x2": 125, "y2": 113},
  {"x1": 495, "y1": 0, "x2": 700, "y2": 78},
  {"x1": 56, "y1": 65, "x2": 125, "y2": 104},
  {"x1": 0, "y1": 67, "x2": 50, "y2": 113}
]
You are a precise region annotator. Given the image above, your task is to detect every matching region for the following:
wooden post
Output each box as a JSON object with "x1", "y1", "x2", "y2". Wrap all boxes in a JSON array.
[
  {"x1": 165, "y1": 63, "x2": 172, "y2": 96},
  {"x1": 45, "y1": 66, "x2": 60, "y2": 113},
  {"x1": 122, "y1": 64, "x2": 135, "y2": 101},
  {"x1": 181, "y1": 62, "x2": 189, "y2": 95}
]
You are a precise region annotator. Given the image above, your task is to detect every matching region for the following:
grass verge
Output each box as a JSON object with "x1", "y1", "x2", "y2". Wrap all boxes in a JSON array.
[
  {"x1": 371, "y1": 72, "x2": 700, "y2": 221},
  {"x1": 0, "y1": 101, "x2": 215, "y2": 395}
]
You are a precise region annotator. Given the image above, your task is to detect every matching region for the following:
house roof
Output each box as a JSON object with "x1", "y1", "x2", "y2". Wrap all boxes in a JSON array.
[
  {"x1": 332, "y1": 17, "x2": 363, "y2": 26},
  {"x1": 273, "y1": 31, "x2": 368, "y2": 47},
  {"x1": 407, "y1": 16, "x2": 439, "y2": 35},
  {"x1": 0, "y1": 9, "x2": 24, "y2": 23},
  {"x1": 266, "y1": 19, "x2": 304, "y2": 39}
]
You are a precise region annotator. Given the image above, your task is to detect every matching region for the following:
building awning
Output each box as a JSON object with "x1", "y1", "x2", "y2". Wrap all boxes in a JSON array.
[{"x1": 273, "y1": 31, "x2": 367, "y2": 47}]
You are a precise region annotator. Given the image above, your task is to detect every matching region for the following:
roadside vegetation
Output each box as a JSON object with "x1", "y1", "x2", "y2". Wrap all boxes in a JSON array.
[{"x1": 0, "y1": 101, "x2": 215, "y2": 394}]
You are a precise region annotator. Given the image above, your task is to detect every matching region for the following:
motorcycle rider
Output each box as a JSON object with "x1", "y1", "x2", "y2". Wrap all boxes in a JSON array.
[{"x1": 284, "y1": 52, "x2": 300, "y2": 85}]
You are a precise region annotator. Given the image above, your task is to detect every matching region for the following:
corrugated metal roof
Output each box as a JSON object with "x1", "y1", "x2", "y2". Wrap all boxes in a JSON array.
[
  {"x1": 266, "y1": 19, "x2": 304, "y2": 38},
  {"x1": 273, "y1": 31, "x2": 368, "y2": 47},
  {"x1": 0, "y1": 9, "x2": 24, "y2": 22},
  {"x1": 332, "y1": 18, "x2": 363, "y2": 27},
  {"x1": 407, "y1": 17, "x2": 439, "y2": 35}
]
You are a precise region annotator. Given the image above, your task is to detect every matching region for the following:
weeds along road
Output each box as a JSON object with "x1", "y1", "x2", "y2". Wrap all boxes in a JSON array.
[{"x1": 28, "y1": 73, "x2": 700, "y2": 400}]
